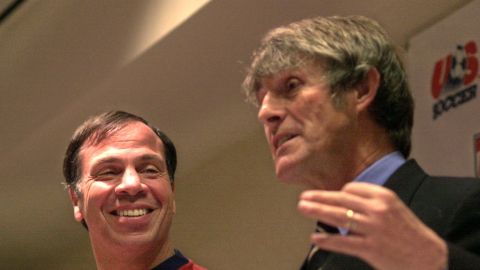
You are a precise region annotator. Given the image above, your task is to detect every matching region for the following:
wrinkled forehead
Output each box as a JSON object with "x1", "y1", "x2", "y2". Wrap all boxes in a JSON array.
[
  {"x1": 79, "y1": 122, "x2": 165, "y2": 163},
  {"x1": 253, "y1": 51, "x2": 307, "y2": 80},
  {"x1": 257, "y1": 61, "x2": 327, "y2": 87},
  {"x1": 252, "y1": 50, "x2": 327, "y2": 84}
]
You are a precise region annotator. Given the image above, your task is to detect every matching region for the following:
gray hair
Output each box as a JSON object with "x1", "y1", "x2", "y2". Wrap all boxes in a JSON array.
[{"x1": 243, "y1": 15, "x2": 413, "y2": 157}]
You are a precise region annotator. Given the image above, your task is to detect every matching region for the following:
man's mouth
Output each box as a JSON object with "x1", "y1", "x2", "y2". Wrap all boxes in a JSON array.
[
  {"x1": 112, "y1": 208, "x2": 152, "y2": 217},
  {"x1": 275, "y1": 134, "x2": 297, "y2": 149}
]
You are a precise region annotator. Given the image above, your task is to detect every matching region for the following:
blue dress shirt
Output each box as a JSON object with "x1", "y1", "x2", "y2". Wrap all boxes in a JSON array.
[{"x1": 338, "y1": 151, "x2": 406, "y2": 235}]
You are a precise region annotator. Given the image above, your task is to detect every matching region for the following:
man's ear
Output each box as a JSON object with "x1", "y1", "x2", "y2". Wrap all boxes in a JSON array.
[
  {"x1": 171, "y1": 182, "x2": 176, "y2": 214},
  {"x1": 68, "y1": 187, "x2": 84, "y2": 223},
  {"x1": 355, "y1": 68, "x2": 380, "y2": 112}
]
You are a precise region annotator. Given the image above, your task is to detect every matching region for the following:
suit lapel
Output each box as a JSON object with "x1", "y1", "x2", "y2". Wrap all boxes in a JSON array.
[{"x1": 383, "y1": 159, "x2": 427, "y2": 206}]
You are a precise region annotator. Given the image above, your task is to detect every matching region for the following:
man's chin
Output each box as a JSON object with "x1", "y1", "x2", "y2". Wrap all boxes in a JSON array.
[
  {"x1": 275, "y1": 160, "x2": 305, "y2": 185},
  {"x1": 108, "y1": 232, "x2": 159, "y2": 247}
]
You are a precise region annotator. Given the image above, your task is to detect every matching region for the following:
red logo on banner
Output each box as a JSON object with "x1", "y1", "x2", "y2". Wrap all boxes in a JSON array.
[
  {"x1": 431, "y1": 41, "x2": 478, "y2": 98},
  {"x1": 430, "y1": 41, "x2": 479, "y2": 119}
]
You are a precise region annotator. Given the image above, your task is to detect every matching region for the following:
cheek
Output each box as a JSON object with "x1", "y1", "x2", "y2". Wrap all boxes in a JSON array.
[
  {"x1": 291, "y1": 96, "x2": 323, "y2": 125},
  {"x1": 297, "y1": 106, "x2": 325, "y2": 138},
  {"x1": 149, "y1": 181, "x2": 174, "y2": 205},
  {"x1": 81, "y1": 182, "x2": 113, "y2": 212}
]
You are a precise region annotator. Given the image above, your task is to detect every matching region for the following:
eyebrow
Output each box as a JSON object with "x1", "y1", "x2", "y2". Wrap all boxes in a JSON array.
[
  {"x1": 92, "y1": 157, "x2": 121, "y2": 167},
  {"x1": 91, "y1": 154, "x2": 165, "y2": 168},
  {"x1": 137, "y1": 154, "x2": 165, "y2": 163}
]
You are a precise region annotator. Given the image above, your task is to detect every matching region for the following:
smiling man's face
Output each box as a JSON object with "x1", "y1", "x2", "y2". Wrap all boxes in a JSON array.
[{"x1": 69, "y1": 121, "x2": 175, "y2": 249}]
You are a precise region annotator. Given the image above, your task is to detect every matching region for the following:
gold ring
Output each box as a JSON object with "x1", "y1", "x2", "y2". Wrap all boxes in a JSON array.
[{"x1": 345, "y1": 209, "x2": 356, "y2": 231}]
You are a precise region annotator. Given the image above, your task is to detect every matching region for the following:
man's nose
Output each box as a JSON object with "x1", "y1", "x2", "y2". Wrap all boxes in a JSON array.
[
  {"x1": 257, "y1": 92, "x2": 285, "y2": 129},
  {"x1": 115, "y1": 169, "x2": 145, "y2": 197}
]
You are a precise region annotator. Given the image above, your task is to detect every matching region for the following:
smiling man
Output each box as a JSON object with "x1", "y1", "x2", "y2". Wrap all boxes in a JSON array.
[
  {"x1": 243, "y1": 16, "x2": 480, "y2": 270},
  {"x1": 63, "y1": 111, "x2": 206, "y2": 270}
]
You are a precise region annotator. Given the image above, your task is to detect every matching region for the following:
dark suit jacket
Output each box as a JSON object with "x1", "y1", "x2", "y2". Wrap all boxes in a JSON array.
[{"x1": 302, "y1": 159, "x2": 480, "y2": 270}]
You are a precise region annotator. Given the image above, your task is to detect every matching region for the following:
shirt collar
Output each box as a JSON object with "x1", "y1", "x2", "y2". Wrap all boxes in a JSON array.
[
  {"x1": 151, "y1": 249, "x2": 188, "y2": 270},
  {"x1": 354, "y1": 151, "x2": 406, "y2": 186},
  {"x1": 337, "y1": 151, "x2": 405, "y2": 235}
]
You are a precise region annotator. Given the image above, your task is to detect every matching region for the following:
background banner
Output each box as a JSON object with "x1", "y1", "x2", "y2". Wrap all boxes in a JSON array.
[{"x1": 408, "y1": 0, "x2": 480, "y2": 177}]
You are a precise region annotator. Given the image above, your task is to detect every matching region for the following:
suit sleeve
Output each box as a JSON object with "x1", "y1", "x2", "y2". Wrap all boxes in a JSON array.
[{"x1": 445, "y1": 187, "x2": 480, "y2": 269}]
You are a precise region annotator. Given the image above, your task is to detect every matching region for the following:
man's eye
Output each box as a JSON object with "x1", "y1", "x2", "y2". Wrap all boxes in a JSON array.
[
  {"x1": 285, "y1": 77, "x2": 301, "y2": 91},
  {"x1": 98, "y1": 169, "x2": 118, "y2": 176},
  {"x1": 141, "y1": 165, "x2": 160, "y2": 175},
  {"x1": 94, "y1": 168, "x2": 120, "y2": 181}
]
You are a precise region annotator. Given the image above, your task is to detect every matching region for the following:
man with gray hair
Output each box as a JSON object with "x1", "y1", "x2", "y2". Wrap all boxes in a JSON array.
[{"x1": 243, "y1": 15, "x2": 480, "y2": 269}]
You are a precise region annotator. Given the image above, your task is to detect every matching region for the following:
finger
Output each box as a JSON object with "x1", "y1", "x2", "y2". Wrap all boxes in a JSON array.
[
  {"x1": 298, "y1": 201, "x2": 369, "y2": 234},
  {"x1": 298, "y1": 200, "x2": 343, "y2": 224},
  {"x1": 300, "y1": 190, "x2": 371, "y2": 214},
  {"x1": 342, "y1": 182, "x2": 395, "y2": 199},
  {"x1": 311, "y1": 233, "x2": 368, "y2": 259}
]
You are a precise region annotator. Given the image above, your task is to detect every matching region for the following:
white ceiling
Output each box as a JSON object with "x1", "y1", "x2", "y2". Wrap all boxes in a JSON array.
[{"x1": 0, "y1": 0, "x2": 473, "y2": 268}]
